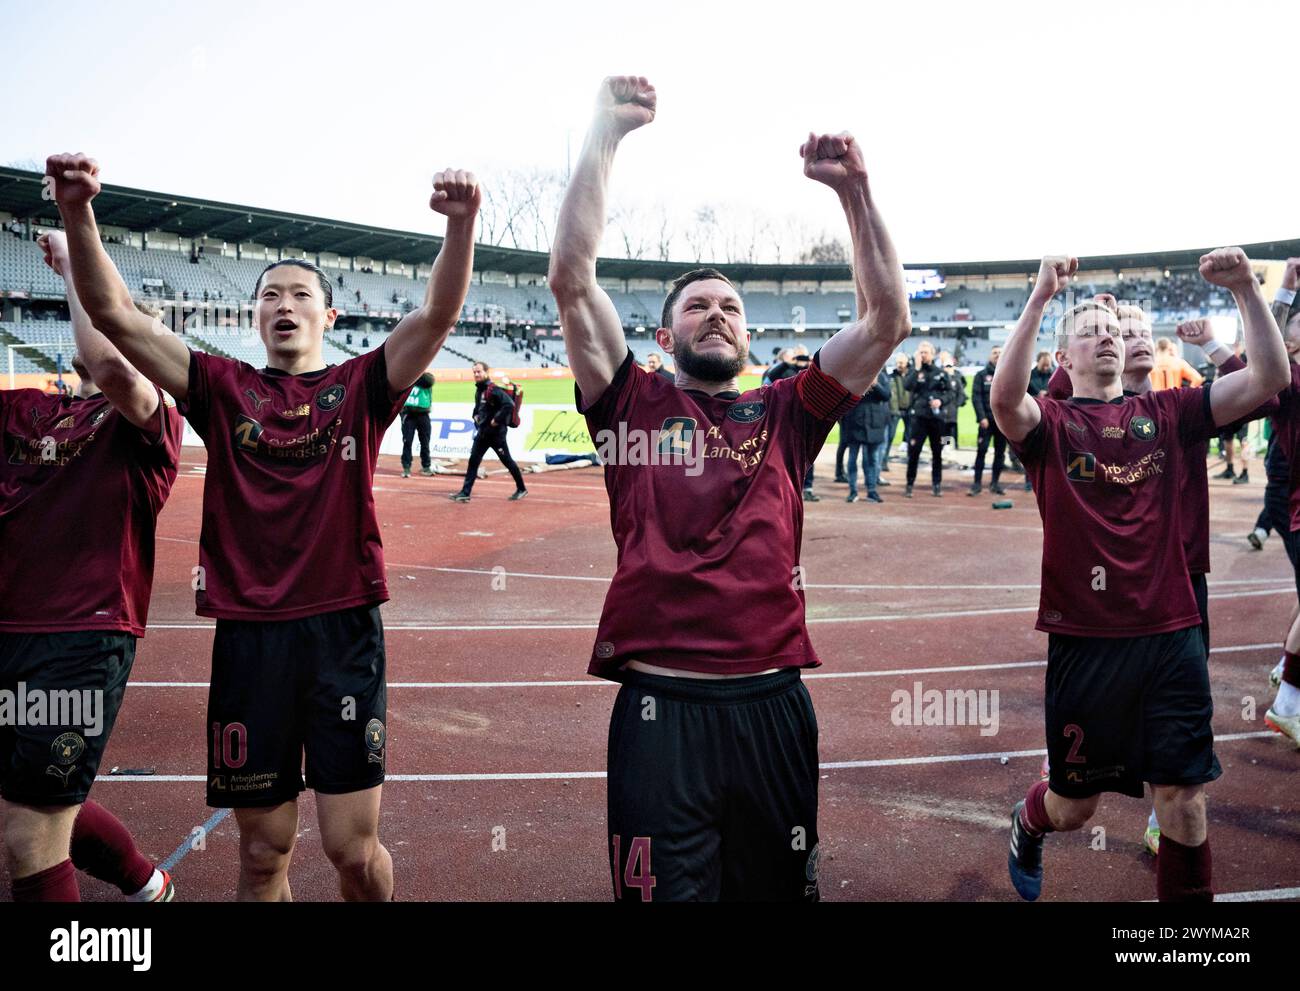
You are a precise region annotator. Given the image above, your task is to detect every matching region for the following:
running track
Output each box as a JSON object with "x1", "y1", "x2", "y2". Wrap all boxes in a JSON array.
[{"x1": 3, "y1": 448, "x2": 1297, "y2": 901}]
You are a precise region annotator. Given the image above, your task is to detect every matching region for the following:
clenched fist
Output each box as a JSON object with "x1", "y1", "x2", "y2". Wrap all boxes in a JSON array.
[
  {"x1": 800, "y1": 131, "x2": 868, "y2": 194},
  {"x1": 1176, "y1": 319, "x2": 1215, "y2": 348},
  {"x1": 430, "y1": 170, "x2": 481, "y2": 221},
  {"x1": 1031, "y1": 255, "x2": 1078, "y2": 304},
  {"x1": 37, "y1": 231, "x2": 70, "y2": 278},
  {"x1": 1282, "y1": 257, "x2": 1300, "y2": 293},
  {"x1": 595, "y1": 76, "x2": 656, "y2": 138},
  {"x1": 44, "y1": 153, "x2": 101, "y2": 209},
  {"x1": 1199, "y1": 247, "x2": 1256, "y2": 291}
]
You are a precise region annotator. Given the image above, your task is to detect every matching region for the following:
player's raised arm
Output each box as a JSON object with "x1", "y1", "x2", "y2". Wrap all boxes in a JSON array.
[
  {"x1": 1195, "y1": 248, "x2": 1289, "y2": 426},
  {"x1": 991, "y1": 255, "x2": 1076, "y2": 442},
  {"x1": 1270, "y1": 257, "x2": 1300, "y2": 330},
  {"x1": 46, "y1": 154, "x2": 191, "y2": 401},
  {"x1": 806, "y1": 132, "x2": 911, "y2": 394},
  {"x1": 384, "y1": 170, "x2": 480, "y2": 393},
  {"x1": 549, "y1": 76, "x2": 656, "y2": 400},
  {"x1": 38, "y1": 231, "x2": 160, "y2": 429}
]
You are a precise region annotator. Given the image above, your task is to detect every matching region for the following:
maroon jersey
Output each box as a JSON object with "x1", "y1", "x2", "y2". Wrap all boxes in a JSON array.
[
  {"x1": 580, "y1": 350, "x2": 858, "y2": 678},
  {"x1": 1271, "y1": 361, "x2": 1300, "y2": 532},
  {"x1": 1011, "y1": 387, "x2": 1214, "y2": 637},
  {"x1": 177, "y1": 346, "x2": 406, "y2": 620},
  {"x1": 0, "y1": 388, "x2": 181, "y2": 635}
]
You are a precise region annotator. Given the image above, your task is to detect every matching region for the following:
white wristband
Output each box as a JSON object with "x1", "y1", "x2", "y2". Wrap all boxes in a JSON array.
[
  {"x1": 1277, "y1": 287, "x2": 1297, "y2": 306},
  {"x1": 1203, "y1": 340, "x2": 1228, "y2": 360}
]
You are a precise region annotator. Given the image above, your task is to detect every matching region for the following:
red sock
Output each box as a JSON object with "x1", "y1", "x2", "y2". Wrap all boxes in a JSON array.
[
  {"x1": 1156, "y1": 835, "x2": 1213, "y2": 902},
  {"x1": 70, "y1": 799, "x2": 155, "y2": 896},
  {"x1": 1284, "y1": 652, "x2": 1300, "y2": 689},
  {"x1": 1020, "y1": 779, "x2": 1054, "y2": 835},
  {"x1": 12, "y1": 859, "x2": 80, "y2": 902}
]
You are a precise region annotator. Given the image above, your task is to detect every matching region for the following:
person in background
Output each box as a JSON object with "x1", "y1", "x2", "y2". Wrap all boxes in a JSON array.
[
  {"x1": 400, "y1": 371, "x2": 435, "y2": 477},
  {"x1": 645, "y1": 352, "x2": 675, "y2": 381},
  {"x1": 886, "y1": 352, "x2": 911, "y2": 473},
  {"x1": 940, "y1": 350, "x2": 965, "y2": 449},
  {"x1": 1150, "y1": 336, "x2": 1204, "y2": 390},
  {"x1": 969, "y1": 346, "x2": 1006, "y2": 496},
  {"x1": 1027, "y1": 351, "x2": 1054, "y2": 396},
  {"x1": 903, "y1": 340, "x2": 951, "y2": 497}
]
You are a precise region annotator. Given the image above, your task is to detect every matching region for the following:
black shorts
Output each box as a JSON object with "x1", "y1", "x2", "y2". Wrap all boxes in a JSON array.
[
  {"x1": 1045, "y1": 627, "x2": 1220, "y2": 799},
  {"x1": 1191, "y1": 572, "x2": 1209, "y2": 657},
  {"x1": 206, "y1": 605, "x2": 387, "y2": 808},
  {"x1": 606, "y1": 668, "x2": 820, "y2": 902},
  {"x1": 0, "y1": 631, "x2": 135, "y2": 805},
  {"x1": 1219, "y1": 425, "x2": 1248, "y2": 445}
]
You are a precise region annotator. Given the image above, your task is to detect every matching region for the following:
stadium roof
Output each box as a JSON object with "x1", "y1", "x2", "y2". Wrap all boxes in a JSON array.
[{"x1": 2, "y1": 166, "x2": 1298, "y2": 282}]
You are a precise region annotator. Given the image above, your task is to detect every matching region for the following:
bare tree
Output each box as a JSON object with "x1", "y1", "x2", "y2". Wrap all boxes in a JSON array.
[
  {"x1": 798, "y1": 233, "x2": 849, "y2": 265},
  {"x1": 684, "y1": 206, "x2": 718, "y2": 263},
  {"x1": 610, "y1": 203, "x2": 651, "y2": 260}
]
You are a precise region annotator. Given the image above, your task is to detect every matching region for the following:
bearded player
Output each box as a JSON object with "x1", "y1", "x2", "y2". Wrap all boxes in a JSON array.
[
  {"x1": 993, "y1": 250, "x2": 1287, "y2": 902},
  {"x1": 1, "y1": 232, "x2": 181, "y2": 902},
  {"x1": 48, "y1": 152, "x2": 478, "y2": 901},
  {"x1": 549, "y1": 77, "x2": 910, "y2": 901}
]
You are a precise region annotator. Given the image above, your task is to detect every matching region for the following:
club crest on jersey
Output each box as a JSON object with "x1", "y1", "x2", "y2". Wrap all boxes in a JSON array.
[
  {"x1": 316, "y1": 384, "x2": 346, "y2": 412},
  {"x1": 727, "y1": 401, "x2": 766, "y2": 423},
  {"x1": 1066, "y1": 450, "x2": 1095, "y2": 482},
  {"x1": 1129, "y1": 416, "x2": 1157, "y2": 442},
  {"x1": 90, "y1": 408, "x2": 109, "y2": 426},
  {"x1": 657, "y1": 417, "x2": 697, "y2": 456},
  {"x1": 243, "y1": 389, "x2": 270, "y2": 412}
]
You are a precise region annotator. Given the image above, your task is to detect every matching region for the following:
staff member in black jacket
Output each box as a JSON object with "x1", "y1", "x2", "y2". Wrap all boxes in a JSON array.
[
  {"x1": 450, "y1": 361, "x2": 528, "y2": 502},
  {"x1": 940, "y1": 351, "x2": 965, "y2": 448},
  {"x1": 903, "y1": 341, "x2": 951, "y2": 497},
  {"x1": 969, "y1": 347, "x2": 1007, "y2": 496},
  {"x1": 839, "y1": 368, "x2": 892, "y2": 502}
]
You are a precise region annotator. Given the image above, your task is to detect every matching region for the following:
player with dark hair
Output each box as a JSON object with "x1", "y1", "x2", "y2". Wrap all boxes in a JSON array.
[
  {"x1": 450, "y1": 361, "x2": 527, "y2": 502},
  {"x1": 992, "y1": 249, "x2": 1288, "y2": 903},
  {"x1": 969, "y1": 346, "x2": 1006, "y2": 496},
  {"x1": 549, "y1": 76, "x2": 910, "y2": 901},
  {"x1": 1, "y1": 231, "x2": 180, "y2": 902},
  {"x1": 48, "y1": 151, "x2": 479, "y2": 901}
]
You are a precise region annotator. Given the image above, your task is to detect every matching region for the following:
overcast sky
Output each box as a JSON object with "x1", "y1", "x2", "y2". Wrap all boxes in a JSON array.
[{"x1": 3, "y1": 0, "x2": 1296, "y2": 264}]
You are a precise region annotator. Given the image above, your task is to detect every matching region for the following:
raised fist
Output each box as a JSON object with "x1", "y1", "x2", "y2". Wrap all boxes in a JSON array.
[
  {"x1": 1032, "y1": 255, "x2": 1078, "y2": 303},
  {"x1": 1176, "y1": 319, "x2": 1215, "y2": 348},
  {"x1": 37, "y1": 231, "x2": 70, "y2": 278},
  {"x1": 1282, "y1": 257, "x2": 1300, "y2": 293},
  {"x1": 430, "y1": 169, "x2": 481, "y2": 221},
  {"x1": 596, "y1": 76, "x2": 656, "y2": 138},
  {"x1": 44, "y1": 153, "x2": 102, "y2": 209},
  {"x1": 800, "y1": 131, "x2": 868, "y2": 193},
  {"x1": 1199, "y1": 247, "x2": 1255, "y2": 290}
]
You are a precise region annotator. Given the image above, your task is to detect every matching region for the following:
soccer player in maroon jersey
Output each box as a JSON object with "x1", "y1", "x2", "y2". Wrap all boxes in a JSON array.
[
  {"x1": 549, "y1": 77, "x2": 911, "y2": 901},
  {"x1": 992, "y1": 250, "x2": 1288, "y2": 902},
  {"x1": 1044, "y1": 304, "x2": 1277, "y2": 855},
  {"x1": 1, "y1": 231, "x2": 181, "y2": 902},
  {"x1": 1262, "y1": 256, "x2": 1300, "y2": 747},
  {"x1": 47, "y1": 152, "x2": 479, "y2": 901}
]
